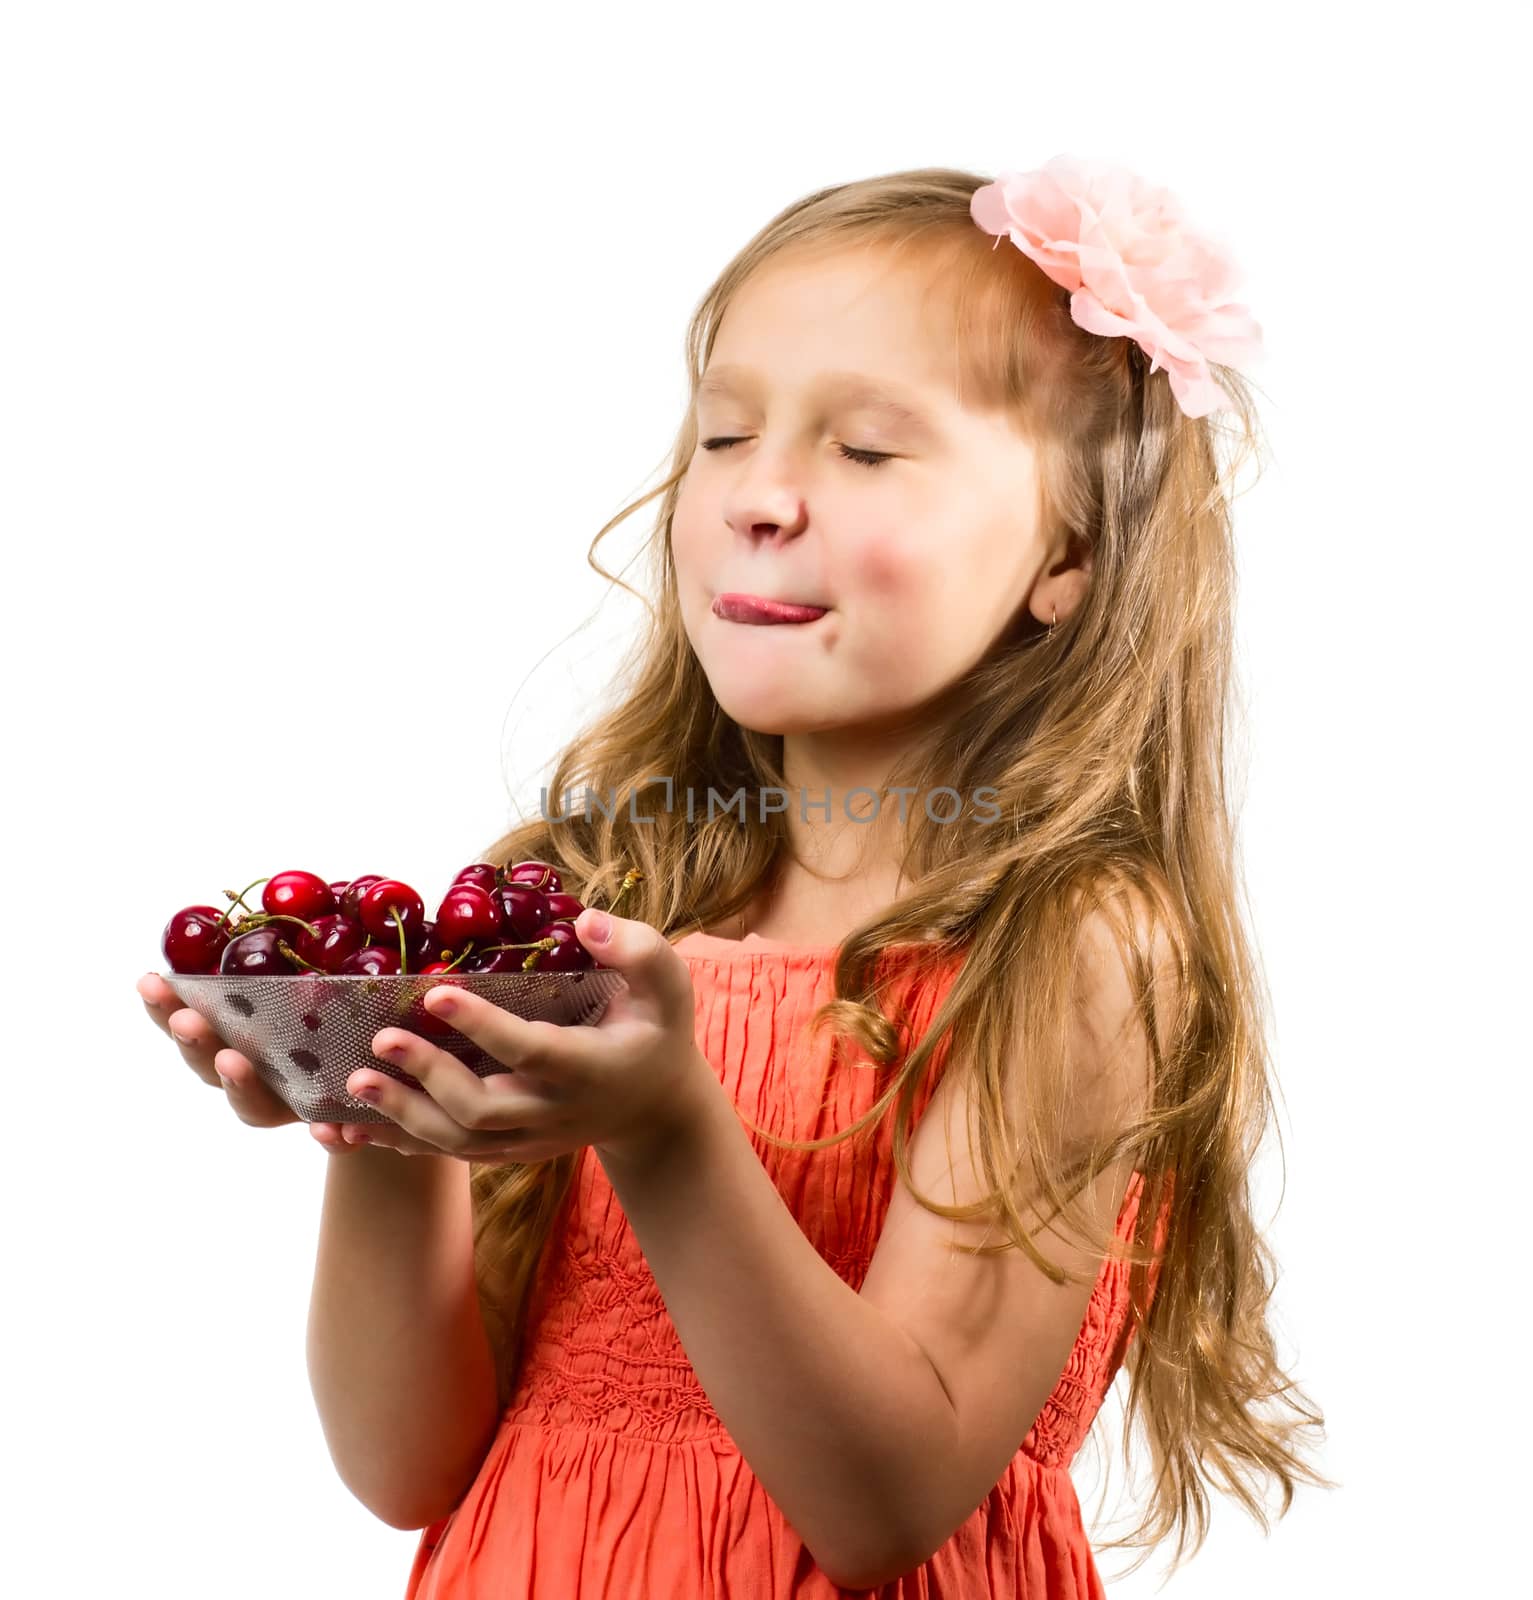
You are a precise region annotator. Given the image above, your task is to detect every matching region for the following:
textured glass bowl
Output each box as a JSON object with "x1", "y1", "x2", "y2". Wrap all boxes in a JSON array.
[{"x1": 161, "y1": 969, "x2": 627, "y2": 1124}]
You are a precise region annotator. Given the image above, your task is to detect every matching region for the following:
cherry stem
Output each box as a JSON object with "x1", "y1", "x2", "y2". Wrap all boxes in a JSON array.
[
  {"x1": 242, "y1": 912, "x2": 320, "y2": 939},
  {"x1": 605, "y1": 866, "x2": 643, "y2": 918},
  {"x1": 276, "y1": 939, "x2": 324, "y2": 974},
  {"x1": 390, "y1": 908, "x2": 407, "y2": 970},
  {"x1": 438, "y1": 944, "x2": 474, "y2": 973},
  {"x1": 221, "y1": 877, "x2": 270, "y2": 921},
  {"x1": 522, "y1": 937, "x2": 558, "y2": 971}
]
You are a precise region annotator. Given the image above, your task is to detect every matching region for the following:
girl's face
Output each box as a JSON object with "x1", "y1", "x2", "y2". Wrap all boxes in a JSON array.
[{"x1": 672, "y1": 246, "x2": 1067, "y2": 745}]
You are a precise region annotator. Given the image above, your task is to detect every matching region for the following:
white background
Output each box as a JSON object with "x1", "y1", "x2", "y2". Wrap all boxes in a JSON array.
[{"x1": 4, "y1": 1, "x2": 1527, "y2": 1593}]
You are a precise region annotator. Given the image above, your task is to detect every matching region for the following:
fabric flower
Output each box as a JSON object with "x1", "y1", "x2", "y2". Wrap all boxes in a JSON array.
[{"x1": 970, "y1": 154, "x2": 1263, "y2": 419}]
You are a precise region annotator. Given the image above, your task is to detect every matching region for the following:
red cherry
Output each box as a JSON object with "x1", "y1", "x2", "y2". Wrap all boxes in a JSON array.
[
  {"x1": 336, "y1": 945, "x2": 403, "y2": 976},
  {"x1": 452, "y1": 863, "x2": 501, "y2": 894},
  {"x1": 507, "y1": 859, "x2": 562, "y2": 894},
  {"x1": 261, "y1": 870, "x2": 337, "y2": 922},
  {"x1": 328, "y1": 879, "x2": 351, "y2": 905},
  {"x1": 407, "y1": 919, "x2": 442, "y2": 969},
  {"x1": 523, "y1": 921, "x2": 594, "y2": 972},
  {"x1": 342, "y1": 875, "x2": 384, "y2": 920},
  {"x1": 289, "y1": 973, "x2": 333, "y2": 1038},
  {"x1": 292, "y1": 913, "x2": 365, "y2": 974},
  {"x1": 358, "y1": 879, "x2": 425, "y2": 941},
  {"x1": 162, "y1": 905, "x2": 233, "y2": 974},
  {"x1": 542, "y1": 892, "x2": 586, "y2": 921},
  {"x1": 493, "y1": 884, "x2": 548, "y2": 940},
  {"x1": 219, "y1": 926, "x2": 300, "y2": 975},
  {"x1": 435, "y1": 884, "x2": 502, "y2": 950},
  {"x1": 464, "y1": 945, "x2": 531, "y2": 973},
  {"x1": 405, "y1": 973, "x2": 470, "y2": 1036}
]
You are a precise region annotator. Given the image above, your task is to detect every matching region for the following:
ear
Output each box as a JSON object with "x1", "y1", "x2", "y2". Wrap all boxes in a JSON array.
[{"x1": 1031, "y1": 531, "x2": 1094, "y2": 627}]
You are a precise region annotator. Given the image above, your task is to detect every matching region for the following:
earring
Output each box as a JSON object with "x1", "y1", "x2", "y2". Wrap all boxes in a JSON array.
[{"x1": 1048, "y1": 604, "x2": 1057, "y2": 638}]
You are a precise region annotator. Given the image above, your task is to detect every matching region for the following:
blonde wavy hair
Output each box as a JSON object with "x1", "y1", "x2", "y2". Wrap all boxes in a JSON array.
[{"x1": 466, "y1": 166, "x2": 1334, "y2": 1578}]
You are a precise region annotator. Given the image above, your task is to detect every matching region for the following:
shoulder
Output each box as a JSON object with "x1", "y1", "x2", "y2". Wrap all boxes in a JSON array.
[{"x1": 1057, "y1": 870, "x2": 1184, "y2": 1126}]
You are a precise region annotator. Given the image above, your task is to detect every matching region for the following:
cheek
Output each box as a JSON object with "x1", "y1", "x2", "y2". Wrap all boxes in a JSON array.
[
  {"x1": 669, "y1": 494, "x2": 704, "y2": 583},
  {"x1": 840, "y1": 534, "x2": 931, "y2": 605}
]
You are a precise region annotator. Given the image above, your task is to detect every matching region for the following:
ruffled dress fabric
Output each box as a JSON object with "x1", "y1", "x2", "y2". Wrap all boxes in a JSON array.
[{"x1": 404, "y1": 931, "x2": 1168, "y2": 1598}]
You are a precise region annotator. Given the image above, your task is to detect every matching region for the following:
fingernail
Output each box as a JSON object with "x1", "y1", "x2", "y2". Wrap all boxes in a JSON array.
[
  {"x1": 585, "y1": 910, "x2": 612, "y2": 945},
  {"x1": 218, "y1": 1073, "x2": 235, "y2": 1091},
  {"x1": 354, "y1": 1083, "x2": 382, "y2": 1103},
  {"x1": 172, "y1": 1029, "x2": 193, "y2": 1045}
]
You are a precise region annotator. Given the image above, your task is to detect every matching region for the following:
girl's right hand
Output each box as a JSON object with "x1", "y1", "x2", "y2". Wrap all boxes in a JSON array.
[{"x1": 136, "y1": 972, "x2": 362, "y2": 1155}]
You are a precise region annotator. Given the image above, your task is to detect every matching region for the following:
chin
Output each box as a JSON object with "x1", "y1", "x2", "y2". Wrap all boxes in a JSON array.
[{"x1": 709, "y1": 694, "x2": 822, "y2": 737}]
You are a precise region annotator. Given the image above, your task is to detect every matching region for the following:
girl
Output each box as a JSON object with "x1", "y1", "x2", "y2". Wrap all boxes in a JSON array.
[{"x1": 153, "y1": 155, "x2": 1335, "y2": 1595}]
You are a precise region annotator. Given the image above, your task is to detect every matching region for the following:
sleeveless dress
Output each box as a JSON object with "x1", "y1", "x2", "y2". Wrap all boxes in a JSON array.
[{"x1": 403, "y1": 930, "x2": 1169, "y2": 1598}]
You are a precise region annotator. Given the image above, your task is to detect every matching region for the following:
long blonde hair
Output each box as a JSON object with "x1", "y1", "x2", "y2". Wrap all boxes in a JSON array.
[{"x1": 466, "y1": 166, "x2": 1333, "y2": 1577}]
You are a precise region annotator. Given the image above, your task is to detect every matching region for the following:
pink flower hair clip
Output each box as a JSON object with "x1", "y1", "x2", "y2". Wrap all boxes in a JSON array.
[{"x1": 970, "y1": 154, "x2": 1264, "y2": 419}]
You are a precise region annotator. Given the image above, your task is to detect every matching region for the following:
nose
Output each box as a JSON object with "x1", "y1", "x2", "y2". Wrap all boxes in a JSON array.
[{"x1": 722, "y1": 454, "x2": 808, "y2": 544}]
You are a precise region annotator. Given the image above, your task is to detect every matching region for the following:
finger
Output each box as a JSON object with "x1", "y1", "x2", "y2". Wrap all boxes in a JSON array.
[
  {"x1": 416, "y1": 986, "x2": 607, "y2": 1086},
  {"x1": 213, "y1": 1048, "x2": 298, "y2": 1128},
  {"x1": 138, "y1": 972, "x2": 192, "y2": 1039},
  {"x1": 309, "y1": 1122, "x2": 361, "y2": 1153},
  {"x1": 350, "y1": 1126, "x2": 538, "y2": 1163},
  {"x1": 157, "y1": 1002, "x2": 243, "y2": 1090},
  {"x1": 141, "y1": 975, "x2": 299, "y2": 1127},
  {"x1": 348, "y1": 1029, "x2": 554, "y2": 1155},
  {"x1": 572, "y1": 908, "x2": 693, "y2": 1021},
  {"x1": 332, "y1": 1121, "x2": 495, "y2": 1160},
  {"x1": 359, "y1": 1019, "x2": 567, "y2": 1136}
]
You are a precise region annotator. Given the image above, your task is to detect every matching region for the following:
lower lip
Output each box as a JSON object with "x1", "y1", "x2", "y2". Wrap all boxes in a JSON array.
[{"x1": 713, "y1": 595, "x2": 829, "y2": 626}]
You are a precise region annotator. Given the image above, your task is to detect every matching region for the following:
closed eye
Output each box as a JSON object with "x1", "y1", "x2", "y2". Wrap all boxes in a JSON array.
[{"x1": 699, "y1": 438, "x2": 893, "y2": 469}]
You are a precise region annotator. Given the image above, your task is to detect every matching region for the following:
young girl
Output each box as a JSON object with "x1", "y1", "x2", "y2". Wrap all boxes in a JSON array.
[{"x1": 148, "y1": 154, "x2": 1334, "y2": 1596}]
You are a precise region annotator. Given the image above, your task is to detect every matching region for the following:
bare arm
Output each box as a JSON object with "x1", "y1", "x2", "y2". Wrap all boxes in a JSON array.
[
  {"x1": 601, "y1": 899, "x2": 1167, "y2": 1589},
  {"x1": 600, "y1": 1068, "x2": 961, "y2": 1589},
  {"x1": 306, "y1": 1147, "x2": 501, "y2": 1530}
]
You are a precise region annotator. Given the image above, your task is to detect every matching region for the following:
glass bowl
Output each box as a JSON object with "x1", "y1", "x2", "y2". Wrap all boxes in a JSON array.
[{"x1": 161, "y1": 968, "x2": 626, "y2": 1124}]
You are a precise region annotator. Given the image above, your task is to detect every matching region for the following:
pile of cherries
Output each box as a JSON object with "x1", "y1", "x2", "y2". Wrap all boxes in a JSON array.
[{"x1": 161, "y1": 861, "x2": 639, "y2": 978}]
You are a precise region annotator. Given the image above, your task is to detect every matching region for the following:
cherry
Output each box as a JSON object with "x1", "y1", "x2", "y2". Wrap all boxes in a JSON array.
[
  {"x1": 162, "y1": 905, "x2": 235, "y2": 974},
  {"x1": 462, "y1": 925, "x2": 597, "y2": 972},
  {"x1": 220, "y1": 926, "x2": 300, "y2": 976},
  {"x1": 261, "y1": 870, "x2": 337, "y2": 923},
  {"x1": 337, "y1": 945, "x2": 403, "y2": 976},
  {"x1": 524, "y1": 922, "x2": 594, "y2": 972},
  {"x1": 494, "y1": 884, "x2": 548, "y2": 940},
  {"x1": 160, "y1": 863, "x2": 642, "y2": 988},
  {"x1": 435, "y1": 884, "x2": 502, "y2": 951},
  {"x1": 463, "y1": 945, "x2": 532, "y2": 974},
  {"x1": 507, "y1": 860, "x2": 562, "y2": 894},
  {"x1": 341, "y1": 875, "x2": 384, "y2": 920},
  {"x1": 408, "y1": 919, "x2": 442, "y2": 968},
  {"x1": 406, "y1": 971, "x2": 470, "y2": 1035},
  {"x1": 358, "y1": 880, "x2": 425, "y2": 941},
  {"x1": 292, "y1": 912, "x2": 366, "y2": 974},
  {"x1": 452, "y1": 863, "x2": 501, "y2": 895}
]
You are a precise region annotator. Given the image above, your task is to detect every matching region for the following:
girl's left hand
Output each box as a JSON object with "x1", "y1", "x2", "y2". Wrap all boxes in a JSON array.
[{"x1": 337, "y1": 909, "x2": 714, "y2": 1167}]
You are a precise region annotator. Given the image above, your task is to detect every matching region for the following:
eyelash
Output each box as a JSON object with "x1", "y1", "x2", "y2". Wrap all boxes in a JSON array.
[{"x1": 699, "y1": 437, "x2": 893, "y2": 469}]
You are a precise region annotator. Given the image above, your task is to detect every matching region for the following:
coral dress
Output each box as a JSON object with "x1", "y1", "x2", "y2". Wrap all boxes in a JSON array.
[{"x1": 404, "y1": 931, "x2": 1168, "y2": 1599}]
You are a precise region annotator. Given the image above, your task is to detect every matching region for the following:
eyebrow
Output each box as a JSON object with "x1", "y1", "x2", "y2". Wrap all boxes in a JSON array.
[{"x1": 695, "y1": 364, "x2": 940, "y2": 439}]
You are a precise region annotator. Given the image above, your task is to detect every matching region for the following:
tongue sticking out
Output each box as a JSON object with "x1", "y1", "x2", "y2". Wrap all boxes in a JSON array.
[{"x1": 714, "y1": 595, "x2": 829, "y2": 625}]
